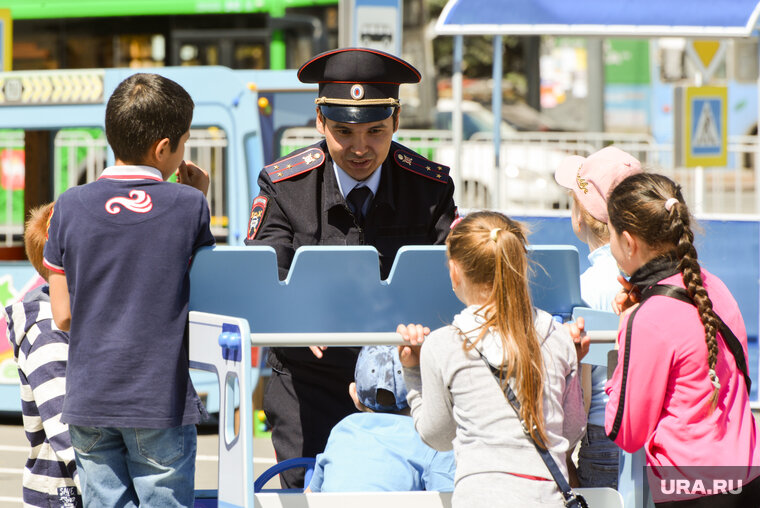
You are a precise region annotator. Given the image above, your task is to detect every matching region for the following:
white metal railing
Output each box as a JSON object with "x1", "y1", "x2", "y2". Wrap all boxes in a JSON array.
[
  {"x1": 0, "y1": 127, "x2": 230, "y2": 246},
  {"x1": 1, "y1": 127, "x2": 758, "y2": 247},
  {"x1": 279, "y1": 128, "x2": 760, "y2": 215},
  {"x1": 52, "y1": 128, "x2": 229, "y2": 237},
  {"x1": 54, "y1": 130, "x2": 108, "y2": 195},
  {"x1": 186, "y1": 128, "x2": 228, "y2": 238}
]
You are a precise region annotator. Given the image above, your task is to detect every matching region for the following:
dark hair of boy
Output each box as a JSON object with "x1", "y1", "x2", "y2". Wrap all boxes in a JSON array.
[
  {"x1": 25, "y1": 202, "x2": 55, "y2": 280},
  {"x1": 105, "y1": 73, "x2": 194, "y2": 163}
]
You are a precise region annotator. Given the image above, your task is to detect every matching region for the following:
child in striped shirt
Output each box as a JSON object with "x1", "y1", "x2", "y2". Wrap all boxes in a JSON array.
[{"x1": 4, "y1": 202, "x2": 82, "y2": 507}]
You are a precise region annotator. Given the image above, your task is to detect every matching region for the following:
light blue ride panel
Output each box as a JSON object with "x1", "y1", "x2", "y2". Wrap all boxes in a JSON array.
[
  {"x1": 187, "y1": 244, "x2": 644, "y2": 508},
  {"x1": 189, "y1": 245, "x2": 462, "y2": 333},
  {"x1": 572, "y1": 306, "x2": 620, "y2": 367},
  {"x1": 528, "y1": 245, "x2": 585, "y2": 320},
  {"x1": 188, "y1": 244, "x2": 584, "y2": 330}
]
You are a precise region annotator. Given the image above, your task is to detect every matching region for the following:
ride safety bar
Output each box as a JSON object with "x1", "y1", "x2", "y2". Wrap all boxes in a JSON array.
[{"x1": 248, "y1": 330, "x2": 617, "y2": 346}]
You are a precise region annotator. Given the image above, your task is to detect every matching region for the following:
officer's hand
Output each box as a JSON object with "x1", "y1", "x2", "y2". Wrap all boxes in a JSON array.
[
  {"x1": 175, "y1": 160, "x2": 210, "y2": 196},
  {"x1": 309, "y1": 346, "x2": 328, "y2": 359},
  {"x1": 396, "y1": 323, "x2": 429, "y2": 368},
  {"x1": 564, "y1": 316, "x2": 589, "y2": 362},
  {"x1": 612, "y1": 275, "x2": 640, "y2": 316}
]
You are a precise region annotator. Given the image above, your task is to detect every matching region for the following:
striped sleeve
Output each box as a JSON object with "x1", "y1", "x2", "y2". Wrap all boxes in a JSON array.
[{"x1": 15, "y1": 311, "x2": 80, "y2": 499}]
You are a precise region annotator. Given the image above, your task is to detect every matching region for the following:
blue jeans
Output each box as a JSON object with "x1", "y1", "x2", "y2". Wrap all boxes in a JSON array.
[
  {"x1": 577, "y1": 424, "x2": 620, "y2": 489},
  {"x1": 69, "y1": 425, "x2": 197, "y2": 508}
]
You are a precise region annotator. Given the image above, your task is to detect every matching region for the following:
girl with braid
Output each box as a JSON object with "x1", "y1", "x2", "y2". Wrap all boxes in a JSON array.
[
  {"x1": 604, "y1": 173, "x2": 760, "y2": 506},
  {"x1": 396, "y1": 211, "x2": 586, "y2": 507}
]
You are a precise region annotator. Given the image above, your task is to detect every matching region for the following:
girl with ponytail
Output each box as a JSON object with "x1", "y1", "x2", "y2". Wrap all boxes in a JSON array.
[
  {"x1": 605, "y1": 173, "x2": 760, "y2": 506},
  {"x1": 397, "y1": 211, "x2": 586, "y2": 507}
]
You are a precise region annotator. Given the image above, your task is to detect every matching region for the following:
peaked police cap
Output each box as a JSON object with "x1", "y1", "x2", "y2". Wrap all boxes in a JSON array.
[{"x1": 298, "y1": 47, "x2": 421, "y2": 124}]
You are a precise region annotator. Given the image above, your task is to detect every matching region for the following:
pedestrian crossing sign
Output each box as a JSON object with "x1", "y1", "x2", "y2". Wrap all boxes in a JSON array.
[{"x1": 684, "y1": 86, "x2": 727, "y2": 167}]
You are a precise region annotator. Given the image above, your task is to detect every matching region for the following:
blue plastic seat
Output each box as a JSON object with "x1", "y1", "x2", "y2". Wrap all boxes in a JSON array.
[{"x1": 254, "y1": 457, "x2": 317, "y2": 493}]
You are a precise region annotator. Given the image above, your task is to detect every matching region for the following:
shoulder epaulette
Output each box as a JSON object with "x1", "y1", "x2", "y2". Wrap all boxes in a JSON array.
[
  {"x1": 266, "y1": 147, "x2": 325, "y2": 183},
  {"x1": 393, "y1": 146, "x2": 450, "y2": 183}
]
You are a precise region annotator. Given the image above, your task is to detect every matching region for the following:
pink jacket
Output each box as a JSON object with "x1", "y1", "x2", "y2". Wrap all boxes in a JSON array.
[{"x1": 605, "y1": 270, "x2": 760, "y2": 501}]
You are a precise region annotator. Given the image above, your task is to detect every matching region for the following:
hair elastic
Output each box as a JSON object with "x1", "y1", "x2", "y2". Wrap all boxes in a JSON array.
[
  {"x1": 664, "y1": 197, "x2": 679, "y2": 212},
  {"x1": 489, "y1": 228, "x2": 501, "y2": 242},
  {"x1": 708, "y1": 368, "x2": 721, "y2": 391}
]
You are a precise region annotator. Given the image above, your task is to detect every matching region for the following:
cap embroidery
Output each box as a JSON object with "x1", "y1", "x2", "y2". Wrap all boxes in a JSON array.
[
  {"x1": 350, "y1": 84, "x2": 365, "y2": 100},
  {"x1": 576, "y1": 165, "x2": 589, "y2": 194}
]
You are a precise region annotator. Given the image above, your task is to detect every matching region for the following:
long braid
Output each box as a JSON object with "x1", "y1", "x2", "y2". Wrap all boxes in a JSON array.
[
  {"x1": 608, "y1": 173, "x2": 723, "y2": 411},
  {"x1": 670, "y1": 202, "x2": 721, "y2": 408}
]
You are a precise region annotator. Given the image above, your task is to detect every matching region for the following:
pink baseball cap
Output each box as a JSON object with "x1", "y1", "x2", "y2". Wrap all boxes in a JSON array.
[{"x1": 554, "y1": 146, "x2": 642, "y2": 223}]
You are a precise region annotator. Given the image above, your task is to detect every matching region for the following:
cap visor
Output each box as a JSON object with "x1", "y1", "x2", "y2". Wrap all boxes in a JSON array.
[
  {"x1": 554, "y1": 155, "x2": 586, "y2": 189},
  {"x1": 320, "y1": 105, "x2": 394, "y2": 124}
]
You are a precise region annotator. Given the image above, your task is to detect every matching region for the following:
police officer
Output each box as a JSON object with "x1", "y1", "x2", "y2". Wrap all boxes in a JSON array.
[{"x1": 245, "y1": 48, "x2": 457, "y2": 488}]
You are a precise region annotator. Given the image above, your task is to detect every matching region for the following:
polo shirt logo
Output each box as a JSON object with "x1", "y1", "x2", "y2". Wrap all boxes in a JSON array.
[{"x1": 105, "y1": 190, "x2": 153, "y2": 214}]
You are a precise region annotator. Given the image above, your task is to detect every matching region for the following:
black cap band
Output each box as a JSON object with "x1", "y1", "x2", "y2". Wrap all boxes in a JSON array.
[{"x1": 319, "y1": 105, "x2": 395, "y2": 124}]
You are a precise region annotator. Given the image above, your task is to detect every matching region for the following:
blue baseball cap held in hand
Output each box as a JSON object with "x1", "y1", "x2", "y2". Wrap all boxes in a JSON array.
[{"x1": 354, "y1": 345, "x2": 409, "y2": 412}]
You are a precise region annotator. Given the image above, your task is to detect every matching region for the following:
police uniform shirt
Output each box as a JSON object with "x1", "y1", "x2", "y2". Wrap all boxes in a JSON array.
[
  {"x1": 245, "y1": 139, "x2": 456, "y2": 282},
  {"x1": 334, "y1": 160, "x2": 382, "y2": 216}
]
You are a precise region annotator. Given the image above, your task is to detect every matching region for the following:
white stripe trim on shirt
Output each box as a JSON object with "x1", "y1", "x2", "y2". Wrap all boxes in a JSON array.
[{"x1": 98, "y1": 165, "x2": 163, "y2": 181}]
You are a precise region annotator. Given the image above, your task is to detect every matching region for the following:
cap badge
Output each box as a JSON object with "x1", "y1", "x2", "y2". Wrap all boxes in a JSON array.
[
  {"x1": 576, "y1": 166, "x2": 589, "y2": 194},
  {"x1": 350, "y1": 84, "x2": 365, "y2": 100}
]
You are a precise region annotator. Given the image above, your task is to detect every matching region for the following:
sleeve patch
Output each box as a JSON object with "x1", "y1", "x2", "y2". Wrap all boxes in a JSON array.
[
  {"x1": 266, "y1": 147, "x2": 325, "y2": 183},
  {"x1": 393, "y1": 148, "x2": 450, "y2": 183},
  {"x1": 247, "y1": 196, "x2": 268, "y2": 241}
]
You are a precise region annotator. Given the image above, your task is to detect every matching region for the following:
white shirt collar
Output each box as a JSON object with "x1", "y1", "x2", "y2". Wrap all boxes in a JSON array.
[
  {"x1": 587, "y1": 244, "x2": 613, "y2": 266},
  {"x1": 333, "y1": 162, "x2": 382, "y2": 199},
  {"x1": 98, "y1": 165, "x2": 164, "y2": 181}
]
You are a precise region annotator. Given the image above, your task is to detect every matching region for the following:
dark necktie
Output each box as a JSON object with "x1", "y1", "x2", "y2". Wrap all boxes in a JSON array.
[{"x1": 346, "y1": 186, "x2": 372, "y2": 226}]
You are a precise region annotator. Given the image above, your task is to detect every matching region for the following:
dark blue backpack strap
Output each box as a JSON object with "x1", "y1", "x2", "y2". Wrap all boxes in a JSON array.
[{"x1": 479, "y1": 354, "x2": 588, "y2": 508}]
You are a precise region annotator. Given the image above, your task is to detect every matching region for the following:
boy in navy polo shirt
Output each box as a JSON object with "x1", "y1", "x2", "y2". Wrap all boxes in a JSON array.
[{"x1": 43, "y1": 73, "x2": 215, "y2": 508}]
